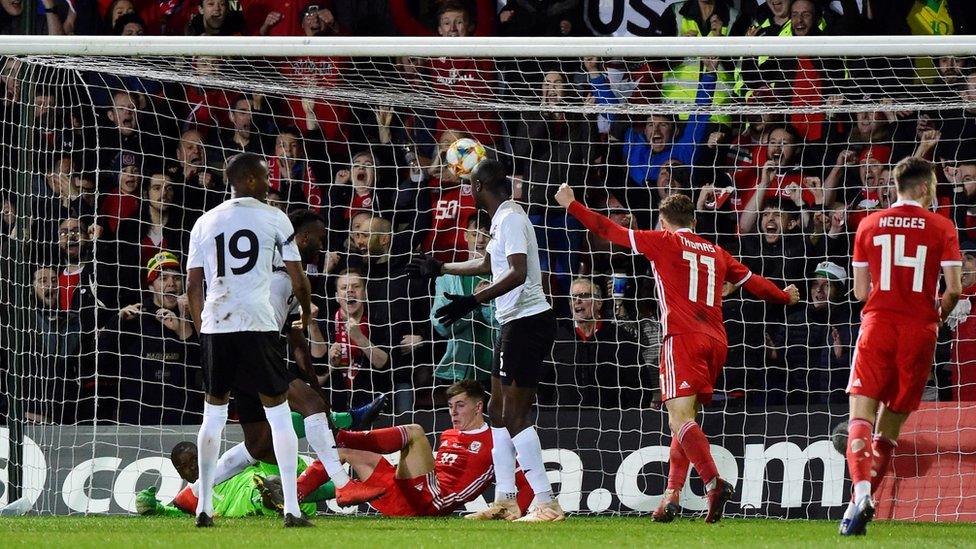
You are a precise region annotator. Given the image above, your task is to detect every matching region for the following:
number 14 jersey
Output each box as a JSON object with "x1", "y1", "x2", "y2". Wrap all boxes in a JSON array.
[
  {"x1": 853, "y1": 200, "x2": 961, "y2": 327},
  {"x1": 630, "y1": 227, "x2": 753, "y2": 345},
  {"x1": 187, "y1": 197, "x2": 301, "y2": 334}
]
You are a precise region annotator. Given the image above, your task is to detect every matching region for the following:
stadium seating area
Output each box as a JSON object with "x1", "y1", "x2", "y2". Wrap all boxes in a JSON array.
[{"x1": 1, "y1": 0, "x2": 976, "y2": 426}]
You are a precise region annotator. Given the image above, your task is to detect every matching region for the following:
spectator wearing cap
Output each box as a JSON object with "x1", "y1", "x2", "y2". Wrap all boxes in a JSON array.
[
  {"x1": 99, "y1": 151, "x2": 142, "y2": 234},
  {"x1": 546, "y1": 278, "x2": 643, "y2": 408},
  {"x1": 780, "y1": 260, "x2": 859, "y2": 404},
  {"x1": 948, "y1": 242, "x2": 976, "y2": 401},
  {"x1": 98, "y1": 251, "x2": 202, "y2": 425}
]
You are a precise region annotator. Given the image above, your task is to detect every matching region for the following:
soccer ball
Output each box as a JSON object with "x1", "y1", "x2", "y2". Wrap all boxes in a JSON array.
[{"x1": 445, "y1": 138, "x2": 487, "y2": 178}]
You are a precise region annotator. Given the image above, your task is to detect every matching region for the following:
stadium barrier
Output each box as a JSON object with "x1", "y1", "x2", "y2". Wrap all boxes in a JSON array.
[{"x1": 4, "y1": 403, "x2": 972, "y2": 518}]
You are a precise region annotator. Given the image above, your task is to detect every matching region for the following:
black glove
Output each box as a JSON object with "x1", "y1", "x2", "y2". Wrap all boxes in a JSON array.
[
  {"x1": 435, "y1": 293, "x2": 480, "y2": 326},
  {"x1": 404, "y1": 255, "x2": 443, "y2": 279}
]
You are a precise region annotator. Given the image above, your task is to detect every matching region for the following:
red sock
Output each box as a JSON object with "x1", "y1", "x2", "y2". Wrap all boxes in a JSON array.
[
  {"x1": 667, "y1": 436, "x2": 690, "y2": 491},
  {"x1": 336, "y1": 426, "x2": 409, "y2": 454},
  {"x1": 296, "y1": 459, "x2": 330, "y2": 501},
  {"x1": 676, "y1": 420, "x2": 718, "y2": 487},
  {"x1": 846, "y1": 419, "x2": 875, "y2": 490},
  {"x1": 870, "y1": 435, "x2": 897, "y2": 494},
  {"x1": 171, "y1": 485, "x2": 198, "y2": 514}
]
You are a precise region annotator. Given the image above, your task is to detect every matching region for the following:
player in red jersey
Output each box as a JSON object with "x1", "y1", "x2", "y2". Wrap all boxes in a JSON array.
[
  {"x1": 258, "y1": 380, "x2": 531, "y2": 517},
  {"x1": 555, "y1": 185, "x2": 799, "y2": 524},
  {"x1": 839, "y1": 157, "x2": 962, "y2": 536}
]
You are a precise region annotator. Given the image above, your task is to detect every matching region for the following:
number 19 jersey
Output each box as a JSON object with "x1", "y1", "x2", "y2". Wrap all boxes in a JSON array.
[
  {"x1": 630, "y1": 227, "x2": 752, "y2": 345},
  {"x1": 853, "y1": 200, "x2": 961, "y2": 328},
  {"x1": 187, "y1": 197, "x2": 301, "y2": 334}
]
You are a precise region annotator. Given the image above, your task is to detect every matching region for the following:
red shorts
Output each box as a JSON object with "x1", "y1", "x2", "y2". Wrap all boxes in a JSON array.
[
  {"x1": 659, "y1": 333, "x2": 728, "y2": 404},
  {"x1": 363, "y1": 457, "x2": 440, "y2": 517},
  {"x1": 849, "y1": 319, "x2": 937, "y2": 414}
]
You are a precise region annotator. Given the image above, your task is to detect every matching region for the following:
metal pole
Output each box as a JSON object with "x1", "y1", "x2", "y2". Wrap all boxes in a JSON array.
[{"x1": 5, "y1": 9, "x2": 36, "y2": 505}]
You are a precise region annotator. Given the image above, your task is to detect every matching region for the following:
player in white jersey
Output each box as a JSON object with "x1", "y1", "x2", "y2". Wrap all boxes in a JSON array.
[
  {"x1": 186, "y1": 152, "x2": 313, "y2": 528},
  {"x1": 243, "y1": 209, "x2": 386, "y2": 507},
  {"x1": 406, "y1": 160, "x2": 562, "y2": 522}
]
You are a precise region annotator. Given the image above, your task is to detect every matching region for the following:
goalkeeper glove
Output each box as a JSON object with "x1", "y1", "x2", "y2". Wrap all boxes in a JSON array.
[
  {"x1": 435, "y1": 293, "x2": 480, "y2": 326},
  {"x1": 404, "y1": 255, "x2": 443, "y2": 279},
  {"x1": 136, "y1": 486, "x2": 166, "y2": 516}
]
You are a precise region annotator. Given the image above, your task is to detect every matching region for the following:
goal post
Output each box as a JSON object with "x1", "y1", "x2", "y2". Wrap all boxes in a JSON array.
[{"x1": 1, "y1": 35, "x2": 975, "y2": 519}]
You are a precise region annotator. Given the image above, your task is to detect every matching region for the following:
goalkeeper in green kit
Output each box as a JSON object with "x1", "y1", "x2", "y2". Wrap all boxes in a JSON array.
[{"x1": 137, "y1": 405, "x2": 382, "y2": 517}]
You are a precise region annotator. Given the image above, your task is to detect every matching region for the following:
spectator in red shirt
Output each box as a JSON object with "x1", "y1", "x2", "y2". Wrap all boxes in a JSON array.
[
  {"x1": 420, "y1": 130, "x2": 478, "y2": 263},
  {"x1": 949, "y1": 245, "x2": 976, "y2": 401},
  {"x1": 267, "y1": 127, "x2": 323, "y2": 212},
  {"x1": 99, "y1": 151, "x2": 142, "y2": 234},
  {"x1": 824, "y1": 144, "x2": 891, "y2": 228},
  {"x1": 398, "y1": 2, "x2": 500, "y2": 150},
  {"x1": 139, "y1": 0, "x2": 200, "y2": 35}
]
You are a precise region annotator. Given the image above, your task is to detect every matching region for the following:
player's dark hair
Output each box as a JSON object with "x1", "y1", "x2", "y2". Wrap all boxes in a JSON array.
[
  {"x1": 445, "y1": 379, "x2": 487, "y2": 405},
  {"x1": 436, "y1": 1, "x2": 472, "y2": 23},
  {"x1": 288, "y1": 208, "x2": 325, "y2": 232},
  {"x1": 467, "y1": 210, "x2": 490, "y2": 230},
  {"x1": 170, "y1": 441, "x2": 196, "y2": 464},
  {"x1": 659, "y1": 193, "x2": 695, "y2": 228},
  {"x1": 893, "y1": 156, "x2": 935, "y2": 195},
  {"x1": 225, "y1": 152, "x2": 267, "y2": 189},
  {"x1": 470, "y1": 159, "x2": 510, "y2": 198}
]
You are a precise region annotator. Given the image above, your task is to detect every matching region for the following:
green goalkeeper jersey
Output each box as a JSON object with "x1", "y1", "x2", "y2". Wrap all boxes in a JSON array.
[{"x1": 211, "y1": 460, "x2": 316, "y2": 517}]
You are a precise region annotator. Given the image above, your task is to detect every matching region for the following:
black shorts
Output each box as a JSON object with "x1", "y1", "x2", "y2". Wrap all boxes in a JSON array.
[
  {"x1": 200, "y1": 331, "x2": 291, "y2": 402},
  {"x1": 492, "y1": 309, "x2": 556, "y2": 387}
]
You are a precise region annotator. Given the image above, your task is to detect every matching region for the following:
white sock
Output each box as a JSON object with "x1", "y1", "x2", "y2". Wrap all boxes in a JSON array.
[
  {"x1": 195, "y1": 401, "x2": 228, "y2": 516},
  {"x1": 491, "y1": 427, "x2": 518, "y2": 501},
  {"x1": 265, "y1": 401, "x2": 301, "y2": 516},
  {"x1": 304, "y1": 412, "x2": 349, "y2": 488},
  {"x1": 512, "y1": 427, "x2": 553, "y2": 503},
  {"x1": 853, "y1": 480, "x2": 872, "y2": 501},
  {"x1": 190, "y1": 441, "x2": 256, "y2": 496},
  {"x1": 844, "y1": 500, "x2": 858, "y2": 520}
]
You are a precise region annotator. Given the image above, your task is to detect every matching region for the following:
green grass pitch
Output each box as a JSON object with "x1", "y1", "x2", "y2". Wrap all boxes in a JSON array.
[{"x1": 1, "y1": 516, "x2": 974, "y2": 548}]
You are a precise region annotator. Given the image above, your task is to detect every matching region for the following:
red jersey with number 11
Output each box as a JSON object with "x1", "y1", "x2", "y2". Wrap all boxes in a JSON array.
[
  {"x1": 853, "y1": 200, "x2": 961, "y2": 327},
  {"x1": 566, "y1": 201, "x2": 792, "y2": 346},
  {"x1": 630, "y1": 228, "x2": 752, "y2": 344}
]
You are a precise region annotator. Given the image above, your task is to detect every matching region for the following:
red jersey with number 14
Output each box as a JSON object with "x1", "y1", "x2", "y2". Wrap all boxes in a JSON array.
[
  {"x1": 853, "y1": 200, "x2": 961, "y2": 327},
  {"x1": 630, "y1": 228, "x2": 752, "y2": 345}
]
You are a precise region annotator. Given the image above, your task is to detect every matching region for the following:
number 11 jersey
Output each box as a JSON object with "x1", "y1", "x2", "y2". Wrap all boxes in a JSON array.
[
  {"x1": 187, "y1": 197, "x2": 301, "y2": 334},
  {"x1": 630, "y1": 227, "x2": 753, "y2": 346},
  {"x1": 853, "y1": 199, "x2": 961, "y2": 328}
]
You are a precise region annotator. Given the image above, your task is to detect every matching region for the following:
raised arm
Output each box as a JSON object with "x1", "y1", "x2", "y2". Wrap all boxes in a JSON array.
[{"x1": 555, "y1": 184, "x2": 634, "y2": 249}]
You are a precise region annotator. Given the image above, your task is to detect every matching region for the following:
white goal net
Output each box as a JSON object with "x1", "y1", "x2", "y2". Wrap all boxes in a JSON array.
[{"x1": 1, "y1": 36, "x2": 975, "y2": 519}]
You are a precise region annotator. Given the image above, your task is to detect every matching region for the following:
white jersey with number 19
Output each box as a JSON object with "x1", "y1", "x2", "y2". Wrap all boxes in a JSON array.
[{"x1": 187, "y1": 197, "x2": 301, "y2": 334}]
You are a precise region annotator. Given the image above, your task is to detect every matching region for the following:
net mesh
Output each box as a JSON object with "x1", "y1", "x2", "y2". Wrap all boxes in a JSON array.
[{"x1": 1, "y1": 50, "x2": 976, "y2": 518}]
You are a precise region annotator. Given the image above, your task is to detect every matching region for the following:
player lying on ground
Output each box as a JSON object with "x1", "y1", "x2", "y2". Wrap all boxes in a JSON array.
[
  {"x1": 555, "y1": 185, "x2": 799, "y2": 523},
  {"x1": 407, "y1": 160, "x2": 561, "y2": 522},
  {"x1": 840, "y1": 157, "x2": 962, "y2": 536},
  {"x1": 141, "y1": 396, "x2": 384, "y2": 517},
  {"x1": 256, "y1": 380, "x2": 533, "y2": 517},
  {"x1": 136, "y1": 410, "x2": 372, "y2": 517}
]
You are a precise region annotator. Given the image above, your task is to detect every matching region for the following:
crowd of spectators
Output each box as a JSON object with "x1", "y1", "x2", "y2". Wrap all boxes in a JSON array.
[{"x1": 2, "y1": 0, "x2": 976, "y2": 426}]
